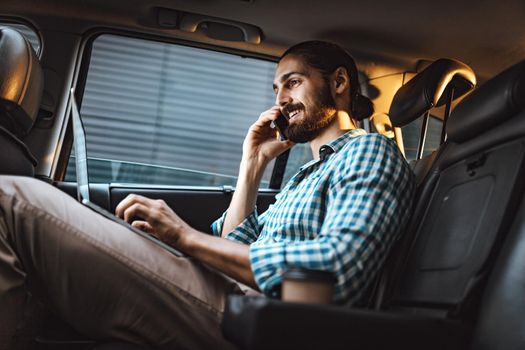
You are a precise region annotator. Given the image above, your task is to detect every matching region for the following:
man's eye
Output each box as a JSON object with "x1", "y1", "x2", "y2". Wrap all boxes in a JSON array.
[{"x1": 288, "y1": 79, "x2": 300, "y2": 88}]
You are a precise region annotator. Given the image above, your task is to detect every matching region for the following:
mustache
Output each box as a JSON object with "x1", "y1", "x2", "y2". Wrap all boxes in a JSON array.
[{"x1": 282, "y1": 103, "x2": 305, "y2": 118}]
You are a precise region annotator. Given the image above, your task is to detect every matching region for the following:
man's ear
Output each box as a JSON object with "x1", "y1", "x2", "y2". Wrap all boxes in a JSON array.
[{"x1": 332, "y1": 67, "x2": 350, "y2": 95}]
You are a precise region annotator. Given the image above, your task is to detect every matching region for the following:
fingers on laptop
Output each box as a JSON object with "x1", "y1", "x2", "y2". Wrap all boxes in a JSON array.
[{"x1": 131, "y1": 220, "x2": 155, "y2": 235}]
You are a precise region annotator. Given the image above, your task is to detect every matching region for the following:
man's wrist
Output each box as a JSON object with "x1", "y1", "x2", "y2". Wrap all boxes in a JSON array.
[
  {"x1": 177, "y1": 226, "x2": 201, "y2": 253},
  {"x1": 239, "y1": 158, "x2": 266, "y2": 185}
]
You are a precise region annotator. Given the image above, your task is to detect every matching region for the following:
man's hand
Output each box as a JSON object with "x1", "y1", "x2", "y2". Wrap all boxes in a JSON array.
[
  {"x1": 220, "y1": 106, "x2": 294, "y2": 236},
  {"x1": 115, "y1": 194, "x2": 192, "y2": 248},
  {"x1": 243, "y1": 106, "x2": 294, "y2": 166}
]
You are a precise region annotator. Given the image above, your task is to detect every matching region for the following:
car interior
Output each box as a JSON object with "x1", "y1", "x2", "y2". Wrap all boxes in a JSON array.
[{"x1": 1, "y1": 0, "x2": 525, "y2": 349}]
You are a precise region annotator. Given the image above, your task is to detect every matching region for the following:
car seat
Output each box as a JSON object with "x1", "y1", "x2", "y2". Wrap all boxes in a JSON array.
[{"x1": 0, "y1": 26, "x2": 42, "y2": 176}]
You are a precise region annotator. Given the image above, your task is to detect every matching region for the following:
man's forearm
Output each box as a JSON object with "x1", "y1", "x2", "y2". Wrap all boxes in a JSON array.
[
  {"x1": 221, "y1": 158, "x2": 267, "y2": 236},
  {"x1": 182, "y1": 227, "x2": 258, "y2": 289}
]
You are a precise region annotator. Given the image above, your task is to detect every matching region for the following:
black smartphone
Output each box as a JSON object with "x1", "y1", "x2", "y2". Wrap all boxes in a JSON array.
[{"x1": 273, "y1": 113, "x2": 289, "y2": 141}]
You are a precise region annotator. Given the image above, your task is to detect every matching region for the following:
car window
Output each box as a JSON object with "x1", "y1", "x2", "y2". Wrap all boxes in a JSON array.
[
  {"x1": 65, "y1": 34, "x2": 280, "y2": 188},
  {"x1": 401, "y1": 115, "x2": 443, "y2": 161},
  {"x1": 0, "y1": 22, "x2": 41, "y2": 55}
]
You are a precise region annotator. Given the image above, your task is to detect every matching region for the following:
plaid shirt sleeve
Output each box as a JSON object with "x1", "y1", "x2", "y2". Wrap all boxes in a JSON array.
[
  {"x1": 211, "y1": 207, "x2": 268, "y2": 245},
  {"x1": 249, "y1": 135, "x2": 415, "y2": 304}
]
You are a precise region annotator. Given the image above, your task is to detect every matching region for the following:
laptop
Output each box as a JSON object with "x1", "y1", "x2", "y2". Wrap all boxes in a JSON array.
[{"x1": 70, "y1": 88, "x2": 183, "y2": 257}]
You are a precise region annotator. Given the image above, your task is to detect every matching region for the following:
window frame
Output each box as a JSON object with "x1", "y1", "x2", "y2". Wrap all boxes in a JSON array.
[{"x1": 58, "y1": 28, "x2": 289, "y2": 190}]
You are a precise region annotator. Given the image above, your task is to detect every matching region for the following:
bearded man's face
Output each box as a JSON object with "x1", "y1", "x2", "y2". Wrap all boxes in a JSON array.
[{"x1": 273, "y1": 54, "x2": 337, "y2": 143}]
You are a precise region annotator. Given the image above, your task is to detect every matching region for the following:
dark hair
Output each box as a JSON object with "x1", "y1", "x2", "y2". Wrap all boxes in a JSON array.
[{"x1": 281, "y1": 41, "x2": 374, "y2": 120}]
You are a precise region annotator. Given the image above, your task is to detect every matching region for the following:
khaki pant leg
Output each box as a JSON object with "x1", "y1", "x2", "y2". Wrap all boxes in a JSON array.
[{"x1": 0, "y1": 175, "x2": 251, "y2": 350}]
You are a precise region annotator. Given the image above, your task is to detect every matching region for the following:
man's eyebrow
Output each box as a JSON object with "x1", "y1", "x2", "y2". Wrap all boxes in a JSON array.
[{"x1": 272, "y1": 71, "x2": 309, "y2": 90}]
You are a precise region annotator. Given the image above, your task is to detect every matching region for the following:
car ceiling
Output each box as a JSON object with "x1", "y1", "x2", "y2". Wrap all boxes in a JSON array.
[{"x1": 1, "y1": 0, "x2": 525, "y2": 81}]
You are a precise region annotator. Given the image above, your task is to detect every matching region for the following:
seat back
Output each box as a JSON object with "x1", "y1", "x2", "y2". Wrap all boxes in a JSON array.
[
  {"x1": 470, "y1": 185, "x2": 525, "y2": 350},
  {"x1": 384, "y1": 59, "x2": 525, "y2": 322},
  {"x1": 0, "y1": 27, "x2": 43, "y2": 176}
]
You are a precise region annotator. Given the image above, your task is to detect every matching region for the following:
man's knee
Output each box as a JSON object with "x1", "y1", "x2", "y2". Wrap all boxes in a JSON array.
[
  {"x1": 0, "y1": 175, "x2": 43, "y2": 194},
  {"x1": 0, "y1": 175, "x2": 65, "y2": 211}
]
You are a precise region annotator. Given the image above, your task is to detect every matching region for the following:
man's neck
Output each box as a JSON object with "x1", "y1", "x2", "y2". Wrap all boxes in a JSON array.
[{"x1": 309, "y1": 110, "x2": 356, "y2": 160}]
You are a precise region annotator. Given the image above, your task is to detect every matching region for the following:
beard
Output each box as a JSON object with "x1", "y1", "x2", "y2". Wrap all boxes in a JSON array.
[{"x1": 283, "y1": 83, "x2": 337, "y2": 143}]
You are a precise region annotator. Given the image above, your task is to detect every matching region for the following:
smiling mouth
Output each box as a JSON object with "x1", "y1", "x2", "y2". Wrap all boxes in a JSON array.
[
  {"x1": 286, "y1": 109, "x2": 302, "y2": 122},
  {"x1": 283, "y1": 103, "x2": 304, "y2": 122}
]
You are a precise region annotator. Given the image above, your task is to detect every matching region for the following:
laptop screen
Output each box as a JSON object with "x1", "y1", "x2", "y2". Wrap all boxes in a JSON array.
[
  {"x1": 68, "y1": 88, "x2": 185, "y2": 257},
  {"x1": 70, "y1": 88, "x2": 90, "y2": 203}
]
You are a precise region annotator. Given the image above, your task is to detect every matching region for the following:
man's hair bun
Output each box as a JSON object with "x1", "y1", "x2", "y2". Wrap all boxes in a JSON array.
[{"x1": 351, "y1": 93, "x2": 374, "y2": 121}]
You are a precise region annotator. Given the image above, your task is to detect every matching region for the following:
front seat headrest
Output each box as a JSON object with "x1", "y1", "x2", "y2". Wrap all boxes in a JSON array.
[
  {"x1": 0, "y1": 27, "x2": 43, "y2": 138},
  {"x1": 447, "y1": 59, "x2": 525, "y2": 143},
  {"x1": 389, "y1": 58, "x2": 476, "y2": 127}
]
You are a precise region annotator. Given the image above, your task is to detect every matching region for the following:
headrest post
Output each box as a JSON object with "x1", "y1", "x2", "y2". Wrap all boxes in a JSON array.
[
  {"x1": 416, "y1": 111, "x2": 430, "y2": 160},
  {"x1": 441, "y1": 86, "x2": 455, "y2": 144}
]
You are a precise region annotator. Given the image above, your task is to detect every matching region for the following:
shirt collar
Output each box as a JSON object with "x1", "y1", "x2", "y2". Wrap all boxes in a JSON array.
[
  {"x1": 298, "y1": 128, "x2": 368, "y2": 171},
  {"x1": 318, "y1": 128, "x2": 367, "y2": 159}
]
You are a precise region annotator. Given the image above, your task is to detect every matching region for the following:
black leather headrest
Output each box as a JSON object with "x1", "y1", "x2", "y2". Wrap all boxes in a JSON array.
[
  {"x1": 389, "y1": 58, "x2": 476, "y2": 127},
  {"x1": 447, "y1": 59, "x2": 525, "y2": 143},
  {"x1": 0, "y1": 27, "x2": 43, "y2": 138}
]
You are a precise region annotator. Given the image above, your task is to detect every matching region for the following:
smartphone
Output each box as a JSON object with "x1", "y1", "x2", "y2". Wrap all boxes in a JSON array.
[{"x1": 273, "y1": 113, "x2": 289, "y2": 141}]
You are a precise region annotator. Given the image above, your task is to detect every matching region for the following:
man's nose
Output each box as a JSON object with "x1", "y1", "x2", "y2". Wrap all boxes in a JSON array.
[{"x1": 275, "y1": 89, "x2": 292, "y2": 107}]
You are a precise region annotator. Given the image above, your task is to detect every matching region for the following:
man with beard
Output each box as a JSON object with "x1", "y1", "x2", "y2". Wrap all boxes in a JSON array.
[{"x1": 0, "y1": 41, "x2": 414, "y2": 349}]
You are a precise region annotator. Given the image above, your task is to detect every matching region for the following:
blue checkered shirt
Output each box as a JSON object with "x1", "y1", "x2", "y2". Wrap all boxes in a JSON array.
[{"x1": 212, "y1": 129, "x2": 415, "y2": 305}]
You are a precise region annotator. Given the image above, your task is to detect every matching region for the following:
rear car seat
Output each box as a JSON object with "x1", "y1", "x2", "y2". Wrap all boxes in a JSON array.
[
  {"x1": 221, "y1": 58, "x2": 525, "y2": 350},
  {"x1": 0, "y1": 27, "x2": 42, "y2": 176},
  {"x1": 372, "y1": 58, "x2": 476, "y2": 307},
  {"x1": 381, "y1": 58, "x2": 525, "y2": 318}
]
